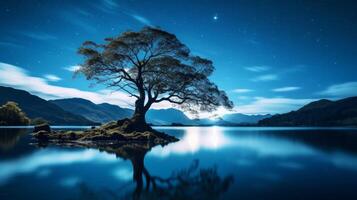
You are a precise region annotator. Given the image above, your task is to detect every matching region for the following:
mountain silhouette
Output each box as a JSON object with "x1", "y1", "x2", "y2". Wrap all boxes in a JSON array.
[
  {"x1": 0, "y1": 86, "x2": 96, "y2": 125},
  {"x1": 0, "y1": 86, "x2": 277, "y2": 125},
  {"x1": 259, "y1": 97, "x2": 357, "y2": 126}
]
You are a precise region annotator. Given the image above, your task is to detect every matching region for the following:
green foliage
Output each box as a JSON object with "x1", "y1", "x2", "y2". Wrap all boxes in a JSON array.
[
  {"x1": 30, "y1": 117, "x2": 49, "y2": 125},
  {"x1": 0, "y1": 101, "x2": 30, "y2": 125}
]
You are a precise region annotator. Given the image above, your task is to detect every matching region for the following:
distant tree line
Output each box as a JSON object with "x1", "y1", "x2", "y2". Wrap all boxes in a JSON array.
[{"x1": 0, "y1": 101, "x2": 30, "y2": 125}]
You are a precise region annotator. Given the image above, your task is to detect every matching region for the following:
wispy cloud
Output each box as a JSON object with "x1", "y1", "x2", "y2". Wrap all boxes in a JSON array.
[
  {"x1": 95, "y1": 0, "x2": 152, "y2": 26},
  {"x1": 0, "y1": 62, "x2": 134, "y2": 108},
  {"x1": 63, "y1": 65, "x2": 81, "y2": 72},
  {"x1": 44, "y1": 74, "x2": 61, "y2": 82},
  {"x1": 103, "y1": 0, "x2": 118, "y2": 8},
  {"x1": 232, "y1": 88, "x2": 253, "y2": 93},
  {"x1": 0, "y1": 62, "x2": 173, "y2": 109},
  {"x1": 251, "y1": 74, "x2": 278, "y2": 82},
  {"x1": 245, "y1": 65, "x2": 270, "y2": 72},
  {"x1": 272, "y1": 86, "x2": 301, "y2": 92},
  {"x1": 130, "y1": 14, "x2": 152, "y2": 26},
  {"x1": 20, "y1": 32, "x2": 57, "y2": 41},
  {"x1": 318, "y1": 82, "x2": 357, "y2": 97},
  {"x1": 0, "y1": 41, "x2": 22, "y2": 48},
  {"x1": 60, "y1": 11, "x2": 96, "y2": 33},
  {"x1": 92, "y1": 0, "x2": 118, "y2": 14},
  {"x1": 237, "y1": 96, "x2": 250, "y2": 100},
  {"x1": 234, "y1": 97, "x2": 316, "y2": 114}
]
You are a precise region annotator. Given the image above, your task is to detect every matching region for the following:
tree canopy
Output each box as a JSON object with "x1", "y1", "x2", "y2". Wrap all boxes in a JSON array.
[
  {"x1": 0, "y1": 101, "x2": 30, "y2": 126},
  {"x1": 77, "y1": 27, "x2": 233, "y2": 123}
]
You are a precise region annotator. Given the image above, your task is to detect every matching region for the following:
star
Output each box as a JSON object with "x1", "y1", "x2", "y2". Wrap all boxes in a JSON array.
[{"x1": 213, "y1": 14, "x2": 218, "y2": 21}]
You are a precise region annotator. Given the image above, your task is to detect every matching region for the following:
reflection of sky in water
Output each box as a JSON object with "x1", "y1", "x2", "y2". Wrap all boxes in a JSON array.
[
  {"x1": 150, "y1": 127, "x2": 315, "y2": 157},
  {"x1": 149, "y1": 127, "x2": 357, "y2": 171},
  {"x1": 0, "y1": 127, "x2": 357, "y2": 199},
  {"x1": 0, "y1": 149, "x2": 119, "y2": 185}
]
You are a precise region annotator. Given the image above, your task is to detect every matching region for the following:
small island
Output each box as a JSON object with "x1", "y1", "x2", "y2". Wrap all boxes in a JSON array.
[
  {"x1": 31, "y1": 27, "x2": 232, "y2": 145},
  {"x1": 32, "y1": 120, "x2": 178, "y2": 146}
]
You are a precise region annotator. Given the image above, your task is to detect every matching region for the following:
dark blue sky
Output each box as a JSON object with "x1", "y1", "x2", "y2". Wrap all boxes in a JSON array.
[{"x1": 0, "y1": 0, "x2": 356, "y2": 115}]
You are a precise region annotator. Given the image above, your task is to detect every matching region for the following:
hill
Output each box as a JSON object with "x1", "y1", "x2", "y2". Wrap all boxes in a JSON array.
[
  {"x1": 50, "y1": 98, "x2": 133, "y2": 123},
  {"x1": 51, "y1": 98, "x2": 269, "y2": 125},
  {"x1": 1, "y1": 86, "x2": 274, "y2": 126},
  {"x1": 0, "y1": 86, "x2": 97, "y2": 125},
  {"x1": 51, "y1": 98, "x2": 194, "y2": 125},
  {"x1": 259, "y1": 97, "x2": 357, "y2": 126},
  {"x1": 222, "y1": 113, "x2": 271, "y2": 124},
  {"x1": 146, "y1": 108, "x2": 194, "y2": 125}
]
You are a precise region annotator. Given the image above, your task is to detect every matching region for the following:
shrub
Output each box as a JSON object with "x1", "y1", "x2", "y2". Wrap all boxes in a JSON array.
[{"x1": 0, "y1": 101, "x2": 30, "y2": 125}]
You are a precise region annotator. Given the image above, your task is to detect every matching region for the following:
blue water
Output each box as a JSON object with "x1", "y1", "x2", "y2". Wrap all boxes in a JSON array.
[{"x1": 1, "y1": 126, "x2": 357, "y2": 200}]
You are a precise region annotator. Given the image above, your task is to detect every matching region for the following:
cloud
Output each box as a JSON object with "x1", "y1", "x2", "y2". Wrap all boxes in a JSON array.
[
  {"x1": 232, "y1": 88, "x2": 253, "y2": 93},
  {"x1": 63, "y1": 65, "x2": 81, "y2": 72},
  {"x1": 0, "y1": 62, "x2": 173, "y2": 110},
  {"x1": 44, "y1": 74, "x2": 62, "y2": 82},
  {"x1": 0, "y1": 41, "x2": 22, "y2": 48},
  {"x1": 272, "y1": 86, "x2": 301, "y2": 92},
  {"x1": 0, "y1": 62, "x2": 135, "y2": 108},
  {"x1": 244, "y1": 65, "x2": 270, "y2": 72},
  {"x1": 103, "y1": 0, "x2": 118, "y2": 8},
  {"x1": 130, "y1": 14, "x2": 152, "y2": 26},
  {"x1": 20, "y1": 32, "x2": 57, "y2": 41},
  {"x1": 61, "y1": 11, "x2": 96, "y2": 33},
  {"x1": 234, "y1": 97, "x2": 316, "y2": 114},
  {"x1": 251, "y1": 74, "x2": 278, "y2": 82},
  {"x1": 96, "y1": 0, "x2": 152, "y2": 26},
  {"x1": 237, "y1": 96, "x2": 250, "y2": 100},
  {"x1": 318, "y1": 82, "x2": 357, "y2": 97}
]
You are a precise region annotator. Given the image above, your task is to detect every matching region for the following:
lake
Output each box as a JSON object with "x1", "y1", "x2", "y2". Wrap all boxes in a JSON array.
[{"x1": 1, "y1": 126, "x2": 357, "y2": 200}]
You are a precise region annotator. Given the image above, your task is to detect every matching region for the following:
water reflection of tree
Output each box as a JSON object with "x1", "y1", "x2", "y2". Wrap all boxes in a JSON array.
[
  {"x1": 140, "y1": 160, "x2": 234, "y2": 200},
  {"x1": 0, "y1": 128, "x2": 27, "y2": 150},
  {"x1": 71, "y1": 142, "x2": 233, "y2": 200}
]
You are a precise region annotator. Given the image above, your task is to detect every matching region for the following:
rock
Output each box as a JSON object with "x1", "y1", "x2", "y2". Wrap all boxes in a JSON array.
[
  {"x1": 33, "y1": 123, "x2": 51, "y2": 133},
  {"x1": 33, "y1": 130, "x2": 51, "y2": 140}
]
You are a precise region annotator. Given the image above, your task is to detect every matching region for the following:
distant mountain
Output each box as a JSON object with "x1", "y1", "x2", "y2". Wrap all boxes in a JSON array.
[
  {"x1": 259, "y1": 97, "x2": 357, "y2": 126},
  {"x1": 51, "y1": 98, "x2": 194, "y2": 125},
  {"x1": 222, "y1": 113, "x2": 271, "y2": 124},
  {"x1": 193, "y1": 117, "x2": 235, "y2": 126},
  {"x1": 51, "y1": 97, "x2": 270, "y2": 125},
  {"x1": 146, "y1": 108, "x2": 194, "y2": 125},
  {"x1": 0, "y1": 86, "x2": 276, "y2": 126},
  {"x1": 0, "y1": 86, "x2": 96, "y2": 125},
  {"x1": 50, "y1": 98, "x2": 133, "y2": 123}
]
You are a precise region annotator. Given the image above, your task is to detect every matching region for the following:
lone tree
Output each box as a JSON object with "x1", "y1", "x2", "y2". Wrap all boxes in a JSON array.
[{"x1": 77, "y1": 27, "x2": 233, "y2": 131}]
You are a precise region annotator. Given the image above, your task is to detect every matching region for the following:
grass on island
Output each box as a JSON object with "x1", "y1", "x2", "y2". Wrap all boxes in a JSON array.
[{"x1": 32, "y1": 120, "x2": 179, "y2": 146}]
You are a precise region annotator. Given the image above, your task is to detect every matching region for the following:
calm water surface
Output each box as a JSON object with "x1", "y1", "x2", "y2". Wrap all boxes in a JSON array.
[{"x1": 1, "y1": 126, "x2": 357, "y2": 200}]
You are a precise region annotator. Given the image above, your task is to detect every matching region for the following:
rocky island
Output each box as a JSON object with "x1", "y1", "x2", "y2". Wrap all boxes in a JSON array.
[{"x1": 32, "y1": 119, "x2": 179, "y2": 147}]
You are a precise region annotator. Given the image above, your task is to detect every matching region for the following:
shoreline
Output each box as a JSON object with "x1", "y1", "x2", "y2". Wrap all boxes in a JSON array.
[{"x1": 1, "y1": 125, "x2": 357, "y2": 129}]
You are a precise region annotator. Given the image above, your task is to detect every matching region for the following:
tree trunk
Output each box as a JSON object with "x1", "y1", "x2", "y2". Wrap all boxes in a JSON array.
[
  {"x1": 132, "y1": 96, "x2": 147, "y2": 122},
  {"x1": 126, "y1": 98, "x2": 151, "y2": 132},
  {"x1": 131, "y1": 110, "x2": 147, "y2": 126}
]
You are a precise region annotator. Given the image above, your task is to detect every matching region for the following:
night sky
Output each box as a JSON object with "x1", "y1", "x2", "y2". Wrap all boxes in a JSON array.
[{"x1": 0, "y1": 0, "x2": 356, "y2": 116}]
